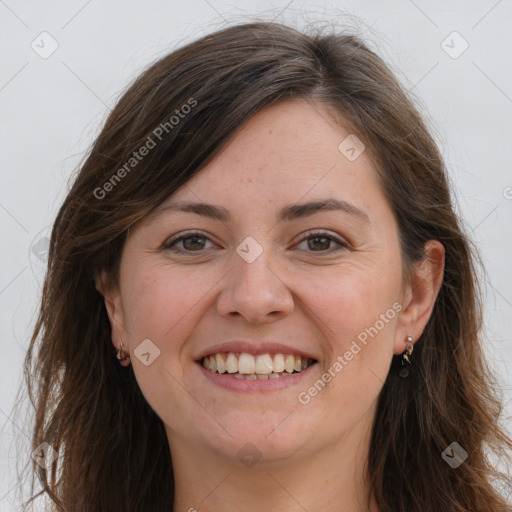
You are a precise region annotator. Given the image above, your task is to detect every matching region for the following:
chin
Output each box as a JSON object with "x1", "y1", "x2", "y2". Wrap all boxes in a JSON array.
[{"x1": 204, "y1": 410, "x2": 317, "y2": 465}]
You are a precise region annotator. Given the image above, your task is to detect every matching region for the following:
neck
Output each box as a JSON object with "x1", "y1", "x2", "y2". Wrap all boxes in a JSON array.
[{"x1": 169, "y1": 421, "x2": 379, "y2": 512}]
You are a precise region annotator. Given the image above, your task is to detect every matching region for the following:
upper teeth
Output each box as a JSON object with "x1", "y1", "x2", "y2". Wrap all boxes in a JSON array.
[{"x1": 201, "y1": 352, "x2": 313, "y2": 375}]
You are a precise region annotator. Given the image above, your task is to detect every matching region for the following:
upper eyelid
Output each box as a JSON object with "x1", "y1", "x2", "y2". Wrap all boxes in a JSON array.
[
  {"x1": 294, "y1": 230, "x2": 350, "y2": 250},
  {"x1": 164, "y1": 230, "x2": 216, "y2": 246}
]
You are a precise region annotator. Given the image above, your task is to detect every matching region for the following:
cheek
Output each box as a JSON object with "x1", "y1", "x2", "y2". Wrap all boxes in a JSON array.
[
  {"x1": 302, "y1": 261, "x2": 401, "y2": 341},
  {"x1": 118, "y1": 262, "x2": 215, "y2": 422},
  {"x1": 297, "y1": 261, "x2": 401, "y2": 400},
  {"x1": 120, "y1": 261, "x2": 214, "y2": 343}
]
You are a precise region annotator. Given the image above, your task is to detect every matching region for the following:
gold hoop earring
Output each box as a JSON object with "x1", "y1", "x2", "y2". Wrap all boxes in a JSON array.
[{"x1": 116, "y1": 341, "x2": 131, "y2": 367}]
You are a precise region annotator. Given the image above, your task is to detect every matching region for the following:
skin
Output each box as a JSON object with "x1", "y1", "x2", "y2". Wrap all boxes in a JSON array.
[{"x1": 97, "y1": 98, "x2": 444, "y2": 512}]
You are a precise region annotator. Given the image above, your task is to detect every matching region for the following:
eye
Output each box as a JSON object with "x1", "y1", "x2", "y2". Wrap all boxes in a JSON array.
[
  {"x1": 163, "y1": 231, "x2": 216, "y2": 253},
  {"x1": 295, "y1": 230, "x2": 349, "y2": 253},
  {"x1": 163, "y1": 229, "x2": 349, "y2": 254}
]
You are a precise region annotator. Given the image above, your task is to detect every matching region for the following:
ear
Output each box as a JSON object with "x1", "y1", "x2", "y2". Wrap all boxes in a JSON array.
[
  {"x1": 95, "y1": 270, "x2": 128, "y2": 352},
  {"x1": 394, "y1": 240, "x2": 445, "y2": 355}
]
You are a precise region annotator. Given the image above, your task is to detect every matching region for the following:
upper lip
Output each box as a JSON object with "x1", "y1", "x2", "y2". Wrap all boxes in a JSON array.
[{"x1": 195, "y1": 340, "x2": 318, "y2": 362}]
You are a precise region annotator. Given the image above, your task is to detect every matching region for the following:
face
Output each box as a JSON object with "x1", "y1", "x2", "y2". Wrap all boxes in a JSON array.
[{"x1": 102, "y1": 98, "x2": 418, "y2": 468}]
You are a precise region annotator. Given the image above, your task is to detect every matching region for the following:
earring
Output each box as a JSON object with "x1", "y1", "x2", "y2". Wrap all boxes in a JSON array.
[
  {"x1": 402, "y1": 336, "x2": 414, "y2": 365},
  {"x1": 399, "y1": 336, "x2": 414, "y2": 378},
  {"x1": 116, "y1": 341, "x2": 131, "y2": 367}
]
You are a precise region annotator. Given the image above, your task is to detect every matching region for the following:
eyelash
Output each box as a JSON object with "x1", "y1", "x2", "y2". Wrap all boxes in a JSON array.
[{"x1": 163, "y1": 230, "x2": 349, "y2": 254}]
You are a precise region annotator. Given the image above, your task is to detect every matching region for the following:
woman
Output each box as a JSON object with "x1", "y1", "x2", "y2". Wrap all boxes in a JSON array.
[{"x1": 24, "y1": 21, "x2": 511, "y2": 511}]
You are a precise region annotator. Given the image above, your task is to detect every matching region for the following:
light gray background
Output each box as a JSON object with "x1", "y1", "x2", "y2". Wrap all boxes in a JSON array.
[{"x1": 1, "y1": 0, "x2": 511, "y2": 509}]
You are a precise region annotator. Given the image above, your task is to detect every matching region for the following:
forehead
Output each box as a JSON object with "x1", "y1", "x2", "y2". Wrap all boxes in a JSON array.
[{"x1": 167, "y1": 98, "x2": 382, "y2": 215}]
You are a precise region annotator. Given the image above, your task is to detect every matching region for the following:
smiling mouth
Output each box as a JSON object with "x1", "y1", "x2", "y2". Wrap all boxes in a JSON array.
[{"x1": 200, "y1": 352, "x2": 317, "y2": 380}]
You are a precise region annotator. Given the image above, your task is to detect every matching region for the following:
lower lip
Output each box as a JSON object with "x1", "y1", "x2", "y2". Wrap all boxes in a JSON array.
[{"x1": 197, "y1": 362, "x2": 318, "y2": 392}]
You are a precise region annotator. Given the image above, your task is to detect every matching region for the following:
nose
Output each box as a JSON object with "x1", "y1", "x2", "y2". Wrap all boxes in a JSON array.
[{"x1": 216, "y1": 250, "x2": 294, "y2": 324}]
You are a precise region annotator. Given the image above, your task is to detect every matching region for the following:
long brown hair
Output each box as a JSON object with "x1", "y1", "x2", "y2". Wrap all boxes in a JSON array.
[{"x1": 23, "y1": 21, "x2": 511, "y2": 511}]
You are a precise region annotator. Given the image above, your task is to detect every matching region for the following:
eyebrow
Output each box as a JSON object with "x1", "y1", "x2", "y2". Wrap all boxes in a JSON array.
[{"x1": 150, "y1": 198, "x2": 370, "y2": 225}]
